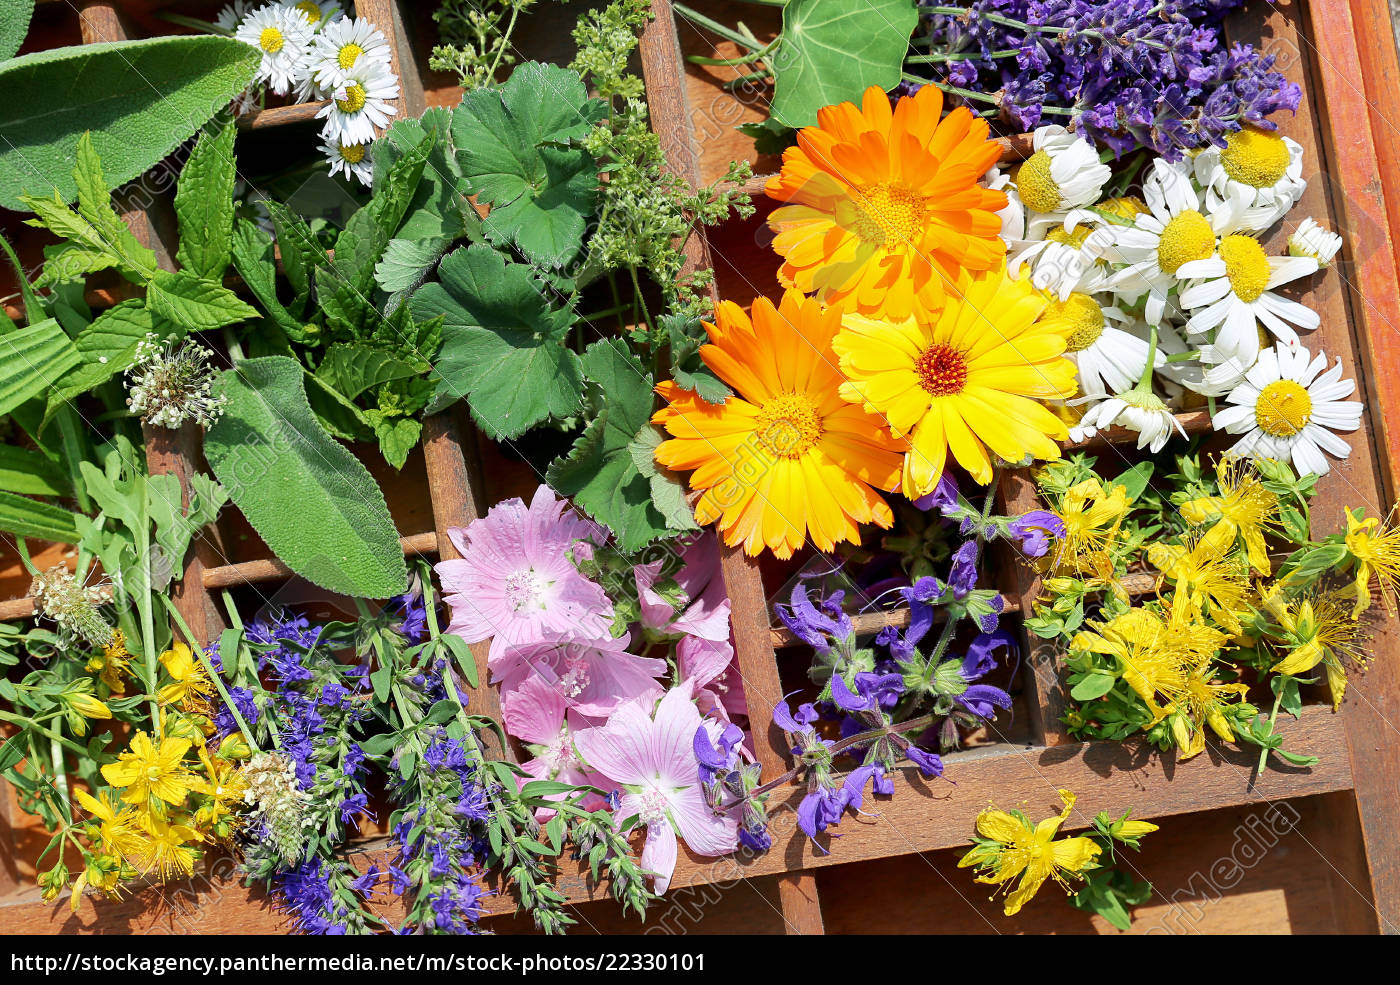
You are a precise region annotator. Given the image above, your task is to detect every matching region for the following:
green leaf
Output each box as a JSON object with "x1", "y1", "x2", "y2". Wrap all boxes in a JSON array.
[
  {"x1": 262, "y1": 201, "x2": 325, "y2": 305},
  {"x1": 316, "y1": 343, "x2": 423, "y2": 402},
  {"x1": 451, "y1": 61, "x2": 606, "y2": 268},
  {"x1": 0, "y1": 36, "x2": 259, "y2": 211},
  {"x1": 1070, "y1": 673, "x2": 1116, "y2": 702},
  {"x1": 0, "y1": 1, "x2": 33, "y2": 61},
  {"x1": 411, "y1": 243, "x2": 581, "y2": 437},
  {"x1": 229, "y1": 220, "x2": 317, "y2": 343},
  {"x1": 203, "y1": 356, "x2": 408, "y2": 599},
  {"x1": 1110, "y1": 461, "x2": 1155, "y2": 501},
  {"x1": 174, "y1": 120, "x2": 238, "y2": 280},
  {"x1": 366, "y1": 413, "x2": 421, "y2": 470},
  {"x1": 0, "y1": 490, "x2": 81, "y2": 543},
  {"x1": 374, "y1": 236, "x2": 452, "y2": 296},
  {"x1": 42, "y1": 301, "x2": 175, "y2": 428},
  {"x1": 769, "y1": 0, "x2": 918, "y2": 129},
  {"x1": 627, "y1": 423, "x2": 699, "y2": 534},
  {"x1": 0, "y1": 445, "x2": 68, "y2": 497},
  {"x1": 0, "y1": 318, "x2": 80, "y2": 418},
  {"x1": 547, "y1": 339, "x2": 671, "y2": 551},
  {"x1": 146, "y1": 270, "x2": 258, "y2": 331}
]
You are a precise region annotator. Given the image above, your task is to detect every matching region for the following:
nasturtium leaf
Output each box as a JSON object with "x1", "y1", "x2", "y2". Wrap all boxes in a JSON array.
[
  {"x1": 0, "y1": 1, "x2": 34, "y2": 62},
  {"x1": 769, "y1": 0, "x2": 918, "y2": 129},
  {"x1": 146, "y1": 269, "x2": 258, "y2": 332},
  {"x1": 204, "y1": 356, "x2": 408, "y2": 599},
  {"x1": 547, "y1": 339, "x2": 673, "y2": 551},
  {"x1": 174, "y1": 120, "x2": 238, "y2": 281},
  {"x1": 0, "y1": 490, "x2": 81, "y2": 543},
  {"x1": 451, "y1": 61, "x2": 607, "y2": 268},
  {"x1": 410, "y1": 243, "x2": 581, "y2": 437},
  {"x1": 0, "y1": 36, "x2": 259, "y2": 211},
  {"x1": 0, "y1": 318, "x2": 80, "y2": 419}
]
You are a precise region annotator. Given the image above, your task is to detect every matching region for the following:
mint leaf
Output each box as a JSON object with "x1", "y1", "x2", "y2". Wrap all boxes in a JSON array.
[
  {"x1": 316, "y1": 343, "x2": 423, "y2": 402},
  {"x1": 451, "y1": 61, "x2": 606, "y2": 268},
  {"x1": 229, "y1": 219, "x2": 318, "y2": 344},
  {"x1": 410, "y1": 243, "x2": 581, "y2": 438},
  {"x1": 146, "y1": 269, "x2": 258, "y2": 331},
  {"x1": 173, "y1": 119, "x2": 237, "y2": 280}
]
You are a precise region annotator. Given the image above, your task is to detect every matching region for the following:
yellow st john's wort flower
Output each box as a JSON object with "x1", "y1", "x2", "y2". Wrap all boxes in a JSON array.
[
  {"x1": 653, "y1": 290, "x2": 905, "y2": 559},
  {"x1": 832, "y1": 265, "x2": 1078, "y2": 498},
  {"x1": 1048, "y1": 478, "x2": 1131, "y2": 575},
  {"x1": 1270, "y1": 594, "x2": 1368, "y2": 709},
  {"x1": 86, "y1": 628, "x2": 132, "y2": 695},
  {"x1": 100, "y1": 732, "x2": 198, "y2": 806},
  {"x1": 765, "y1": 83, "x2": 1008, "y2": 321},
  {"x1": 158, "y1": 642, "x2": 213, "y2": 709},
  {"x1": 58, "y1": 683, "x2": 111, "y2": 736},
  {"x1": 136, "y1": 811, "x2": 202, "y2": 879},
  {"x1": 958, "y1": 789, "x2": 1102, "y2": 916},
  {"x1": 1344, "y1": 507, "x2": 1400, "y2": 619},
  {"x1": 1147, "y1": 538, "x2": 1252, "y2": 635},
  {"x1": 1161, "y1": 663, "x2": 1251, "y2": 760},
  {"x1": 1180, "y1": 458, "x2": 1280, "y2": 574},
  {"x1": 191, "y1": 747, "x2": 249, "y2": 831},
  {"x1": 73, "y1": 788, "x2": 151, "y2": 866}
]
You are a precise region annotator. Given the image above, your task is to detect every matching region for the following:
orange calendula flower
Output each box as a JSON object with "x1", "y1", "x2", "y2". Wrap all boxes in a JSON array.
[
  {"x1": 765, "y1": 84, "x2": 1008, "y2": 321},
  {"x1": 833, "y1": 266, "x2": 1077, "y2": 498},
  {"x1": 653, "y1": 290, "x2": 904, "y2": 559}
]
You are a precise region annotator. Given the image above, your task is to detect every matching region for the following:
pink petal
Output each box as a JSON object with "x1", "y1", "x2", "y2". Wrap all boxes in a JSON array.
[
  {"x1": 499, "y1": 674, "x2": 567, "y2": 744},
  {"x1": 573, "y1": 699, "x2": 657, "y2": 785},
  {"x1": 668, "y1": 783, "x2": 739, "y2": 858},
  {"x1": 677, "y1": 635, "x2": 734, "y2": 690},
  {"x1": 640, "y1": 818, "x2": 679, "y2": 894}
]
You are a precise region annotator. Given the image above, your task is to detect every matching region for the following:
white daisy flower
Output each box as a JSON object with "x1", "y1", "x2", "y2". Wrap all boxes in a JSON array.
[
  {"x1": 1014, "y1": 126, "x2": 1113, "y2": 233},
  {"x1": 1043, "y1": 291, "x2": 1162, "y2": 397},
  {"x1": 1154, "y1": 323, "x2": 1255, "y2": 399},
  {"x1": 1288, "y1": 218, "x2": 1343, "y2": 268},
  {"x1": 310, "y1": 16, "x2": 394, "y2": 89},
  {"x1": 316, "y1": 58, "x2": 399, "y2": 145},
  {"x1": 1074, "y1": 387, "x2": 1186, "y2": 453},
  {"x1": 1212, "y1": 342, "x2": 1363, "y2": 477},
  {"x1": 230, "y1": 84, "x2": 262, "y2": 117},
  {"x1": 215, "y1": 1, "x2": 252, "y2": 34},
  {"x1": 281, "y1": 1, "x2": 343, "y2": 31},
  {"x1": 236, "y1": 5, "x2": 314, "y2": 96},
  {"x1": 322, "y1": 136, "x2": 374, "y2": 186},
  {"x1": 1173, "y1": 235, "x2": 1319, "y2": 363},
  {"x1": 1194, "y1": 125, "x2": 1306, "y2": 233}
]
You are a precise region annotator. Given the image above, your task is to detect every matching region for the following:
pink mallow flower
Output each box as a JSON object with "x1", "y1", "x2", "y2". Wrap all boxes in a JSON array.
[
  {"x1": 492, "y1": 633, "x2": 665, "y2": 718},
  {"x1": 575, "y1": 684, "x2": 739, "y2": 893},
  {"x1": 500, "y1": 674, "x2": 607, "y2": 819},
  {"x1": 436, "y1": 485, "x2": 613, "y2": 660}
]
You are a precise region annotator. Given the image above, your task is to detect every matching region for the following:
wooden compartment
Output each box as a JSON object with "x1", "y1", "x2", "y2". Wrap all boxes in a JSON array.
[{"x1": 3, "y1": 0, "x2": 1400, "y2": 935}]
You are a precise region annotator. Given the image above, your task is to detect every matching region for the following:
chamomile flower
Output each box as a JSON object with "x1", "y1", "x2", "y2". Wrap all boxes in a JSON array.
[
  {"x1": 1288, "y1": 218, "x2": 1343, "y2": 267},
  {"x1": 1154, "y1": 323, "x2": 1254, "y2": 398},
  {"x1": 1014, "y1": 126, "x2": 1113, "y2": 231},
  {"x1": 281, "y1": 0, "x2": 343, "y2": 31},
  {"x1": 1174, "y1": 234, "x2": 1319, "y2": 362},
  {"x1": 321, "y1": 135, "x2": 373, "y2": 186},
  {"x1": 1109, "y1": 158, "x2": 1236, "y2": 326},
  {"x1": 1194, "y1": 125, "x2": 1305, "y2": 233},
  {"x1": 310, "y1": 16, "x2": 393, "y2": 89},
  {"x1": 235, "y1": 4, "x2": 313, "y2": 96},
  {"x1": 1041, "y1": 290, "x2": 1159, "y2": 396},
  {"x1": 1212, "y1": 342, "x2": 1363, "y2": 476},
  {"x1": 1074, "y1": 386, "x2": 1185, "y2": 453},
  {"x1": 215, "y1": 0, "x2": 252, "y2": 34},
  {"x1": 316, "y1": 58, "x2": 398, "y2": 145}
]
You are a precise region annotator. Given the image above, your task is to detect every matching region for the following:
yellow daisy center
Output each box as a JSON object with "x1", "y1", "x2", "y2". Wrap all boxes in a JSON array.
[
  {"x1": 337, "y1": 42, "x2": 365, "y2": 70},
  {"x1": 850, "y1": 184, "x2": 927, "y2": 248},
  {"x1": 336, "y1": 82, "x2": 367, "y2": 114},
  {"x1": 339, "y1": 142, "x2": 366, "y2": 163},
  {"x1": 915, "y1": 343, "x2": 969, "y2": 397},
  {"x1": 1046, "y1": 293, "x2": 1106, "y2": 352},
  {"x1": 1157, "y1": 209, "x2": 1215, "y2": 275},
  {"x1": 1221, "y1": 127, "x2": 1291, "y2": 188},
  {"x1": 295, "y1": 1, "x2": 322, "y2": 22},
  {"x1": 259, "y1": 26, "x2": 285, "y2": 54},
  {"x1": 1256, "y1": 379, "x2": 1312, "y2": 437},
  {"x1": 755, "y1": 392, "x2": 823, "y2": 459},
  {"x1": 1016, "y1": 150, "x2": 1062, "y2": 213},
  {"x1": 1098, "y1": 196, "x2": 1151, "y2": 222},
  {"x1": 1219, "y1": 234, "x2": 1271, "y2": 302}
]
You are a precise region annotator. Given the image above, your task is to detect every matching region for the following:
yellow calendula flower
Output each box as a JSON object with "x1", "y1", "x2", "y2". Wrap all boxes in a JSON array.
[
  {"x1": 1345, "y1": 507, "x2": 1400, "y2": 619},
  {"x1": 1270, "y1": 594, "x2": 1368, "y2": 709},
  {"x1": 958, "y1": 789, "x2": 1102, "y2": 916},
  {"x1": 86, "y1": 629, "x2": 132, "y2": 695},
  {"x1": 1049, "y1": 478, "x2": 1131, "y2": 574},
  {"x1": 1148, "y1": 538, "x2": 1251, "y2": 635},
  {"x1": 73, "y1": 788, "x2": 150, "y2": 866},
  {"x1": 100, "y1": 732, "x2": 198, "y2": 806},
  {"x1": 1180, "y1": 459, "x2": 1280, "y2": 574},
  {"x1": 158, "y1": 642, "x2": 213, "y2": 710}
]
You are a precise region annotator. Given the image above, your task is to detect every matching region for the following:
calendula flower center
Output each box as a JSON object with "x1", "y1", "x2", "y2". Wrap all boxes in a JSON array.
[
  {"x1": 503, "y1": 568, "x2": 548, "y2": 611},
  {"x1": 1047, "y1": 292, "x2": 1105, "y2": 352},
  {"x1": 1156, "y1": 209, "x2": 1216, "y2": 274},
  {"x1": 295, "y1": 1, "x2": 323, "y2": 22},
  {"x1": 1255, "y1": 379, "x2": 1312, "y2": 437},
  {"x1": 850, "y1": 183, "x2": 927, "y2": 248},
  {"x1": 755, "y1": 392, "x2": 823, "y2": 459},
  {"x1": 337, "y1": 43, "x2": 365, "y2": 70},
  {"x1": 1016, "y1": 150, "x2": 1062, "y2": 213},
  {"x1": 339, "y1": 142, "x2": 367, "y2": 164},
  {"x1": 1221, "y1": 126, "x2": 1291, "y2": 187},
  {"x1": 915, "y1": 343, "x2": 969, "y2": 396},
  {"x1": 1219, "y1": 234, "x2": 1271, "y2": 302},
  {"x1": 336, "y1": 82, "x2": 367, "y2": 114},
  {"x1": 258, "y1": 26, "x2": 285, "y2": 54}
]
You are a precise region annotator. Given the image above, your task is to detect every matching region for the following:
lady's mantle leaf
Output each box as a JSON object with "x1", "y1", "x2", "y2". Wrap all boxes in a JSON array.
[
  {"x1": 204, "y1": 356, "x2": 407, "y2": 599},
  {"x1": 769, "y1": 0, "x2": 918, "y2": 129},
  {"x1": 410, "y1": 243, "x2": 580, "y2": 438},
  {"x1": 546, "y1": 339, "x2": 673, "y2": 551},
  {"x1": 450, "y1": 61, "x2": 607, "y2": 269}
]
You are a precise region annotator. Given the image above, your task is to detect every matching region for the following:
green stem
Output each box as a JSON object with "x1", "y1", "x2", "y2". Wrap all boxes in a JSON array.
[
  {"x1": 906, "y1": 48, "x2": 1021, "y2": 64},
  {"x1": 1136, "y1": 323, "x2": 1158, "y2": 391},
  {"x1": 1255, "y1": 685, "x2": 1286, "y2": 777},
  {"x1": 160, "y1": 596, "x2": 259, "y2": 752},
  {"x1": 674, "y1": 2, "x2": 767, "y2": 52},
  {"x1": 688, "y1": 38, "x2": 779, "y2": 67},
  {"x1": 484, "y1": 4, "x2": 522, "y2": 81},
  {"x1": 54, "y1": 410, "x2": 93, "y2": 513},
  {"x1": 50, "y1": 736, "x2": 70, "y2": 822},
  {"x1": 1164, "y1": 350, "x2": 1198, "y2": 364},
  {"x1": 0, "y1": 711, "x2": 93, "y2": 759},
  {"x1": 155, "y1": 12, "x2": 230, "y2": 35}
]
